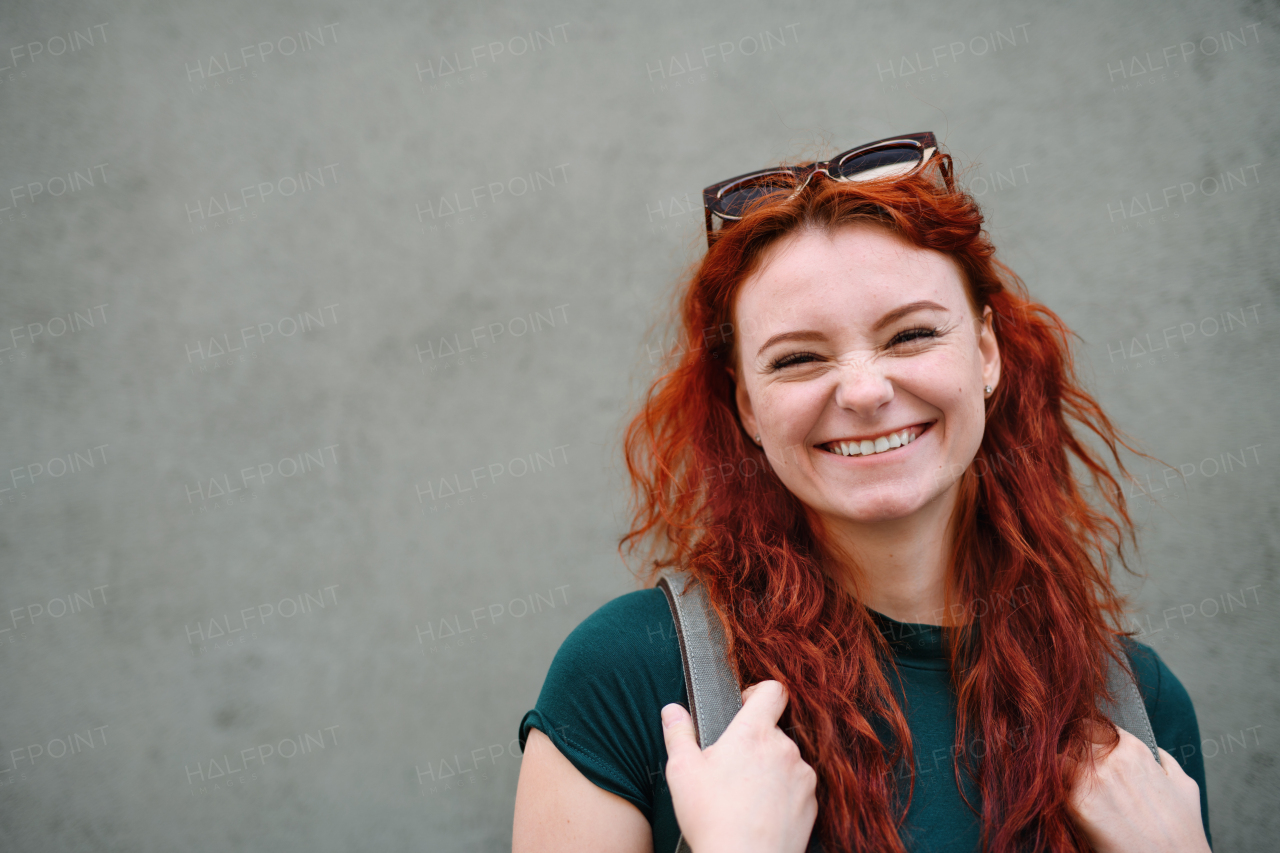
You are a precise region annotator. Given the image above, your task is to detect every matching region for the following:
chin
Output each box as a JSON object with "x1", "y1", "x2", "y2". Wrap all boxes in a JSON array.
[{"x1": 827, "y1": 489, "x2": 932, "y2": 524}]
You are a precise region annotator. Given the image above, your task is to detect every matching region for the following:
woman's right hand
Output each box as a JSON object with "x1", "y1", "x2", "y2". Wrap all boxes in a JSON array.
[{"x1": 661, "y1": 680, "x2": 818, "y2": 853}]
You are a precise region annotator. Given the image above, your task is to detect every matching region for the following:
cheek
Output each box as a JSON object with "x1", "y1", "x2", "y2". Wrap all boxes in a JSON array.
[
  {"x1": 757, "y1": 385, "x2": 824, "y2": 435},
  {"x1": 944, "y1": 384, "x2": 988, "y2": 451},
  {"x1": 900, "y1": 354, "x2": 972, "y2": 403},
  {"x1": 902, "y1": 356, "x2": 985, "y2": 435}
]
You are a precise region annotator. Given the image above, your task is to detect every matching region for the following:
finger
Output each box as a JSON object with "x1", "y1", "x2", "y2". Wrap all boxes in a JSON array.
[
  {"x1": 1059, "y1": 746, "x2": 1093, "y2": 788},
  {"x1": 1079, "y1": 717, "x2": 1117, "y2": 746},
  {"x1": 1059, "y1": 726, "x2": 1111, "y2": 780},
  {"x1": 661, "y1": 703, "x2": 701, "y2": 762},
  {"x1": 1072, "y1": 719, "x2": 1126, "y2": 770},
  {"x1": 1113, "y1": 726, "x2": 1165, "y2": 770},
  {"x1": 1157, "y1": 747, "x2": 1185, "y2": 778},
  {"x1": 733, "y1": 680, "x2": 789, "y2": 730}
]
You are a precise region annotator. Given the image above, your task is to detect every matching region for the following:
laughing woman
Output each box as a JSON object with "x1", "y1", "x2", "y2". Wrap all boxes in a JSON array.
[{"x1": 512, "y1": 133, "x2": 1212, "y2": 853}]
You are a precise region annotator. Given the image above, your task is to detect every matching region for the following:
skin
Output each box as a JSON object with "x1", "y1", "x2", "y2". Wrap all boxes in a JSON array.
[
  {"x1": 512, "y1": 222, "x2": 1208, "y2": 852},
  {"x1": 513, "y1": 726, "x2": 651, "y2": 853},
  {"x1": 726, "y1": 222, "x2": 999, "y2": 624},
  {"x1": 1066, "y1": 725, "x2": 1211, "y2": 853}
]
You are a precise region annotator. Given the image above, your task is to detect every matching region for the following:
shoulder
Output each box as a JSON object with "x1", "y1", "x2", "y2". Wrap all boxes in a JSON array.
[
  {"x1": 561, "y1": 586, "x2": 678, "y2": 651},
  {"x1": 525, "y1": 585, "x2": 686, "y2": 737},
  {"x1": 545, "y1": 587, "x2": 682, "y2": 687},
  {"x1": 520, "y1": 587, "x2": 685, "y2": 817},
  {"x1": 1119, "y1": 637, "x2": 1199, "y2": 737}
]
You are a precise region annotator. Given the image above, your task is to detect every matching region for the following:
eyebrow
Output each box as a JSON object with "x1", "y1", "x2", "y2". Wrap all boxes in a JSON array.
[{"x1": 755, "y1": 300, "x2": 950, "y2": 357}]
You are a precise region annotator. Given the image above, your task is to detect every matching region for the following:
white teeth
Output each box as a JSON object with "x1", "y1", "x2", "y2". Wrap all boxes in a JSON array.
[{"x1": 825, "y1": 426, "x2": 924, "y2": 456}]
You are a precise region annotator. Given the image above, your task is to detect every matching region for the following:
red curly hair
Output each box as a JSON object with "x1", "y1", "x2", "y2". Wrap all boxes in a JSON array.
[{"x1": 619, "y1": 153, "x2": 1146, "y2": 852}]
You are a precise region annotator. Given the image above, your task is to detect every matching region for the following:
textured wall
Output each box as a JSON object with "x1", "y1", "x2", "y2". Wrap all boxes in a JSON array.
[{"x1": 0, "y1": 0, "x2": 1276, "y2": 849}]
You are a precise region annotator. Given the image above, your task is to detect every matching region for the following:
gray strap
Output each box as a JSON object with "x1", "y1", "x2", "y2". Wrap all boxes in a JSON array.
[
  {"x1": 658, "y1": 572, "x2": 824, "y2": 853},
  {"x1": 1100, "y1": 643, "x2": 1161, "y2": 763},
  {"x1": 657, "y1": 569, "x2": 743, "y2": 853},
  {"x1": 657, "y1": 569, "x2": 1158, "y2": 853},
  {"x1": 657, "y1": 570, "x2": 743, "y2": 749}
]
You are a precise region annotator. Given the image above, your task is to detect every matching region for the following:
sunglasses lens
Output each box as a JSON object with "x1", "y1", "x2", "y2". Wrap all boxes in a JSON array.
[
  {"x1": 832, "y1": 145, "x2": 925, "y2": 182},
  {"x1": 715, "y1": 174, "x2": 795, "y2": 219}
]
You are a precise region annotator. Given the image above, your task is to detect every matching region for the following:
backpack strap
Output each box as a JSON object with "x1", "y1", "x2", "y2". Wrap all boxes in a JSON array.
[
  {"x1": 1100, "y1": 642, "x2": 1161, "y2": 762},
  {"x1": 655, "y1": 568, "x2": 1159, "y2": 853},
  {"x1": 656, "y1": 569, "x2": 742, "y2": 750},
  {"x1": 657, "y1": 569, "x2": 742, "y2": 853},
  {"x1": 658, "y1": 570, "x2": 825, "y2": 853}
]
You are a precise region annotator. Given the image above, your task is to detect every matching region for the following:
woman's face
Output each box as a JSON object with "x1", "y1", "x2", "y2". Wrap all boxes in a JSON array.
[{"x1": 728, "y1": 223, "x2": 1001, "y2": 527}]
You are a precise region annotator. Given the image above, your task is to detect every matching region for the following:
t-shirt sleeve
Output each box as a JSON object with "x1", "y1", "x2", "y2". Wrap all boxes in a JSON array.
[
  {"x1": 518, "y1": 587, "x2": 687, "y2": 822},
  {"x1": 1124, "y1": 639, "x2": 1212, "y2": 848}
]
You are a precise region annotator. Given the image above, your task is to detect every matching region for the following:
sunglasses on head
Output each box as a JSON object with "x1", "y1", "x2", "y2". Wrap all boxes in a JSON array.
[{"x1": 701, "y1": 131, "x2": 952, "y2": 247}]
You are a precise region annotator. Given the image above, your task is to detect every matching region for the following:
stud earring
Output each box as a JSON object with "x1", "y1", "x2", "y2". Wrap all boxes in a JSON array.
[
  {"x1": 754, "y1": 435, "x2": 761, "y2": 444},
  {"x1": 984, "y1": 385, "x2": 993, "y2": 396}
]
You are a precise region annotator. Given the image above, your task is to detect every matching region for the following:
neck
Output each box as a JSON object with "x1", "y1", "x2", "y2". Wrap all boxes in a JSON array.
[{"x1": 816, "y1": 482, "x2": 959, "y2": 626}]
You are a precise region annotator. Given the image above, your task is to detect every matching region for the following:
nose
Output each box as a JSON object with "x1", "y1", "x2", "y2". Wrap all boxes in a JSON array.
[{"x1": 832, "y1": 361, "x2": 894, "y2": 416}]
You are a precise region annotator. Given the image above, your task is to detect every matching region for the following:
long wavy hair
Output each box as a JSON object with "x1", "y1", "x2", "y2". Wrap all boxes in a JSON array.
[{"x1": 619, "y1": 152, "x2": 1146, "y2": 852}]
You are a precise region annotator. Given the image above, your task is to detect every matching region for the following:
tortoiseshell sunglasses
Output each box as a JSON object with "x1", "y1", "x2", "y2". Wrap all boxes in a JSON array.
[{"x1": 701, "y1": 131, "x2": 952, "y2": 247}]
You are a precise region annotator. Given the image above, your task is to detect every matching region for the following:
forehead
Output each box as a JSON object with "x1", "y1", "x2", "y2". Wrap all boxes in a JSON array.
[{"x1": 732, "y1": 224, "x2": 971, "y2": 334}]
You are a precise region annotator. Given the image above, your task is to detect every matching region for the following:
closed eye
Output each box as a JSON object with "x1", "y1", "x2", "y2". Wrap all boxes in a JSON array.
[
  {"x1": 767, "y1": 327, "x2": 941, "y2": 369},
  {"x1": 889, "y1": 327, "x2": 939, "y2": 347},
  {"x1": 768, "y1": 351, "x2": 821, "y2": 370}
]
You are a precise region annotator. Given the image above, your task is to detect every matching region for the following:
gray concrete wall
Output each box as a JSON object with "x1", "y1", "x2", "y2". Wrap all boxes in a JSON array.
[{"x1": 0, "y1": 0, "x2": 1275, "y2": 849}]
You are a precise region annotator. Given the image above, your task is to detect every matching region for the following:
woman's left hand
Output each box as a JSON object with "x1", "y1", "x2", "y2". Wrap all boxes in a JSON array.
[{"x1": 1065, "y1": 724, "x2": 1210, "y2": 853}]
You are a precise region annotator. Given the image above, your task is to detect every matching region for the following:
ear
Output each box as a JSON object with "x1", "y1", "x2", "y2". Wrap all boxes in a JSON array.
[
  {"x1": 725, "y1": 365, "x2": 760, "y2": 442},
  {"x1": 978, "y1": 305, "x2": 1002, "y2": 394}
]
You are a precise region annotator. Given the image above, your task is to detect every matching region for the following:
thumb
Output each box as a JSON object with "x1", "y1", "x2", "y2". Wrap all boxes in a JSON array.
[{"x1": 661, "y1": 703, "x2": 700, "y2": 761}]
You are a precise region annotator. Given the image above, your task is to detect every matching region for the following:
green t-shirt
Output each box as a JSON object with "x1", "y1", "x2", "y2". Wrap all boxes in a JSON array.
[{"x1": 519, "y1": 588, "x2": 1211, "y2": 852}]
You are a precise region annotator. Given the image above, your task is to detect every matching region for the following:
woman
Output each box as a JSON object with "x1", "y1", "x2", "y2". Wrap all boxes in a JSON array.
[{"x1": 512, "y1": 133, "x2": 1212, "y2": 852}]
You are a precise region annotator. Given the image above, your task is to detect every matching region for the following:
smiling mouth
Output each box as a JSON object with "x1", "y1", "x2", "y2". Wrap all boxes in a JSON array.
[{"x1": 818, "y1": 423, "x2": 933, "y2": 457}]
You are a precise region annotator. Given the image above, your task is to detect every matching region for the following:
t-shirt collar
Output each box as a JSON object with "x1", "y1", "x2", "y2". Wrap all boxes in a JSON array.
[{"x1": 864, "y1": 606, "x2": 946, "y2": 663}]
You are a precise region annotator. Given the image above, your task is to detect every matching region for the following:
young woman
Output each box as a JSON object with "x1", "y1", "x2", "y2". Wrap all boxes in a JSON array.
[{"x1": 512, "y1": 133, "x2": 1212, "y2": 852}]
